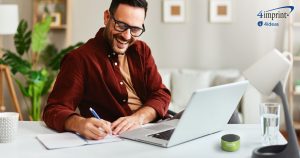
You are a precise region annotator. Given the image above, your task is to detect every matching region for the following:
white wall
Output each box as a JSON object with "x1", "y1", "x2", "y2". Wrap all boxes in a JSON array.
[
  {"x1": 70, "y1": 0, "x2": 288, "y2": 71},
  {"x1": 146, "y1": 0, "x2": 287, "y2": 70},
  {"x1": 71, "y1": 0, "x2": 110, "y2": 45},
  {"x1": 2, "y1": 0, "x2": 288, "y2": 70}
]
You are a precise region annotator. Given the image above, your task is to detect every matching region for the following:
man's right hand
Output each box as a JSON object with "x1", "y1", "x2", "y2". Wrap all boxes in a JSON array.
[{"x1": 64, "y1": 115, "x2": 112, "y2": 140}]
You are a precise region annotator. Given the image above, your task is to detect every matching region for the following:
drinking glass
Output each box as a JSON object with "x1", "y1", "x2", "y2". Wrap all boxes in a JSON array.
[{"x1": 260, "y1": 103, "x2": 280, "y2": 146}]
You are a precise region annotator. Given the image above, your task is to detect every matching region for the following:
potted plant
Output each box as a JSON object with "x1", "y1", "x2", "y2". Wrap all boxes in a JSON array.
[{"x1": 0, "y1": 17, "x2": 82, "y2": 121}]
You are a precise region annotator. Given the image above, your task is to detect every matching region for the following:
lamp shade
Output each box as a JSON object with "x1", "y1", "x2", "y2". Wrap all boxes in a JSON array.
[
  {"x1": 0, "y1": 5, "x2": 19, "y2": 35},
  {"x1": 243, "y1": 49, "x2": 292, "y2": 95}
]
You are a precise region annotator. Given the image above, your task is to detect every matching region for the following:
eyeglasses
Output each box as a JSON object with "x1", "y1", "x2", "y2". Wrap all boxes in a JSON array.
[{"x1": 111, "y1": 15, "x2": 145, "y2": 37}]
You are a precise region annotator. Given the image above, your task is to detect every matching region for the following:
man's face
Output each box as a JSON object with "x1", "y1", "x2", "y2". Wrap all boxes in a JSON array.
[{"x1": 104, "y1": 4, "x2": 145, "y2": 54}]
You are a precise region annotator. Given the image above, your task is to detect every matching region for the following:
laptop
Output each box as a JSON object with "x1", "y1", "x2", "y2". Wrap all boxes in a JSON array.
[{"x1": 120, "y1": 80, "x2": 249, "y2": 148}]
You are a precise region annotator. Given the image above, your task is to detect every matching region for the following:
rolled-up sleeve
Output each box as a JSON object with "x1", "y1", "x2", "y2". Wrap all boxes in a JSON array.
[{"x1": 142, "y1": 47, "x2": 171, "y2": 118}]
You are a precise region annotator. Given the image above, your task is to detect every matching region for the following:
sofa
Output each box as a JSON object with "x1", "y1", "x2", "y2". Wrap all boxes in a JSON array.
[{"x1": 158, "y1": 68, "x2": 262, "y2": 124}]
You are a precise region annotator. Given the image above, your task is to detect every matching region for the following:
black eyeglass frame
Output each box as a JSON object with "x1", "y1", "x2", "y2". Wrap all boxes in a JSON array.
[{"x1": 111, "y1": 15, "x2": 146, "y2": 37}]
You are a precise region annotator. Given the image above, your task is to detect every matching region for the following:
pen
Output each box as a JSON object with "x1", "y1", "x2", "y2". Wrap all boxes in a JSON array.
[
  {"x1": 89, "y1": 107, "x2": 112, "y2": 134},
  {"x1": 89, "y1": 107, "x2": 101, "y2": 119}
]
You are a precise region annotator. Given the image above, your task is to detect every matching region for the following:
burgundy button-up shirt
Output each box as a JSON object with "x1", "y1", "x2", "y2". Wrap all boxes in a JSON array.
[{"x1": 43, "y1": 28, "x2": 171, "y2": 132}]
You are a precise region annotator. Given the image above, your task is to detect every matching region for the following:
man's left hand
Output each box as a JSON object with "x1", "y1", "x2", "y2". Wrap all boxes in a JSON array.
[{"x1": 111, "y1": 115, "x2": 144, "y2": 135}]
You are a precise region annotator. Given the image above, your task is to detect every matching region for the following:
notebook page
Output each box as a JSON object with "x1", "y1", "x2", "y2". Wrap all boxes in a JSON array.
[
  {"x1": 85, "y1": 134, "x2": 122, "y2": 144},
  {"x1": 37, "y1": 132, "x2": 86, "y2": 149}
]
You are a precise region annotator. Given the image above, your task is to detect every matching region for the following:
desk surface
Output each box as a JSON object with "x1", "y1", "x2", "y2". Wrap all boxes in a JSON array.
[{"x1": 0, "y1": 121, "x2": 286, "y2": 158}]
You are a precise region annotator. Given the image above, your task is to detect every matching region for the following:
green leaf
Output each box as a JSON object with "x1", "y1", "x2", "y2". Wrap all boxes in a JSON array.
[
  {"x1": 28, "y1": 84, "x2": 33, "y2": 96},
  {"x1": 27, "y1": 71, "x2": 41, "y2": 83},
  {"x1": 27, "y1": 69, "x2": 48, "y2": 88},
  {"x1": 41, "y1": 75, "x2": 54, "y2": 95},
  {"x1": 41, "y1": 44, "x2": 58, "y2": 65},
  {"x1": 14, "y1": 78, "x2": 30, "y2": 97},
  {"x1": 14, "y1": 20, "x2": 31, "y2": 56},
  {"x1": 31, "y1": 16, "x2": 51, "y2": 54},
  {"x1": 0, "y1": 54, "x2": 6, "y2": 64},
  {"x1": 27, "y1": 69, "x2": 53, "y2": 96},
  {"x1": 48, "y1": 42, "x2": 83, "y2": 71},
  {"x1": 1, "y1": 50, "x2": 32, "y2": 75},
  {"x1": 32, "y1": 82, "x2": 44, "y2": 95}
]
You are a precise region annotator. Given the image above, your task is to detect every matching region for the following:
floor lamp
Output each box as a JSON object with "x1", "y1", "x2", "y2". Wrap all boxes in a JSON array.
[
  {"x1": 0, "y1": 4, "x2": 23, "y2": 120},
  {"x1": 243, "y1": 49, "x2": 299, "y2": 158}
]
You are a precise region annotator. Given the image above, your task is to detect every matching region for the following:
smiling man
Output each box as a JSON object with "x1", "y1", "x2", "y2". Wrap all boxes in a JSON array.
[{"x1": 43, "y1": 0, "x2": 171, "y2": 140}]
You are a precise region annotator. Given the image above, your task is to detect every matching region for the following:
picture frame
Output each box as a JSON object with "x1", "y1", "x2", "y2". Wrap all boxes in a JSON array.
[
  {"x1": 163, "y1": 0, "x2": 185, "y2": 23},
  {"x1": 209, "y1": 0, "x2": 232, "y2": 23},
  {"x1": 49, "y1": 12, "x2": 62, "y2": 26},
  {"x1": 43, "y1": 12, "x2": 62, "y2": 27}
]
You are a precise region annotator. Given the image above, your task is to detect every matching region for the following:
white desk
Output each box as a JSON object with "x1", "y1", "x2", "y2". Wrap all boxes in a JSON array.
[{"x1": 0, "y1": 121, "x2": 286, "y2": 158}]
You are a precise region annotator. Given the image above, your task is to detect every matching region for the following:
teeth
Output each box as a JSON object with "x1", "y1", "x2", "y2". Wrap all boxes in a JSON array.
[{"x1": 117, "y1": 38, "x2": 127, "y2": 44}]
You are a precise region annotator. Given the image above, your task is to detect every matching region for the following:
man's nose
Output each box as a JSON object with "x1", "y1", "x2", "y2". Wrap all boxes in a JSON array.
[{"x1": 121, "y1": 29, "x2": 131, "y2": 40}]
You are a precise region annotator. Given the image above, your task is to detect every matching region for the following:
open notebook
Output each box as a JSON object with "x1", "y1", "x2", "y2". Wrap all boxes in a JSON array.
[{"x1": 37, "y1": 132, "x2": 122, "y2": 150}]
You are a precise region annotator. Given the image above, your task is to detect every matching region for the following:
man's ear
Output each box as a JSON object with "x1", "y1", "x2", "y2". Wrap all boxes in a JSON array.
[{"x1": 104, "y1": 10, "x2": 110, "y2": 26}]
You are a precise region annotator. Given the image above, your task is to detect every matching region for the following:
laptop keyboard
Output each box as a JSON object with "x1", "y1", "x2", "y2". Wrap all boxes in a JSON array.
[{"x1": 148, "y1": 129, "x2": 175, "y2": 141}]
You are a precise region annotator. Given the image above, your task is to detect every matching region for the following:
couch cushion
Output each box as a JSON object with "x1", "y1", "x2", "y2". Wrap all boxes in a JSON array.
[
  {"x1": 158, "y1": 69, "x2": 176, "y2": 91},
  {"x1": 212, "y1": 69, "x2": 241, "y2": 86},
  {"x1": 170, "y1": 69, "x2": 213, "y2": 112}
]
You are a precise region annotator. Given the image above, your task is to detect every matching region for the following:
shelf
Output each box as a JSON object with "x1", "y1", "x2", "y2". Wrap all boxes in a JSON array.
[
  {"x1": 33, "y1": 0, "x2": 71, "y2": 48},
  {"x1": 50, "y1": 25, "x2": 67, "y2": 30}
]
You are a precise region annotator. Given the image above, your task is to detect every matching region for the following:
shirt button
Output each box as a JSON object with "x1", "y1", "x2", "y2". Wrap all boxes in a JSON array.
[
  {"x1": 122, "y1": 99, "x2": 126, "y2": 103},
  {"x1": 113, "y1": 52, "x2": 116, "y2": 55},
  {"x1": 114, "y1": 62, "x2": 118, "y2": 66},
  {"x1": 120, "y1": 81, "x2": 124, "y2": 85},
  {"x1": 108, "y1": 55, "x2": 111, "y2": 58}
]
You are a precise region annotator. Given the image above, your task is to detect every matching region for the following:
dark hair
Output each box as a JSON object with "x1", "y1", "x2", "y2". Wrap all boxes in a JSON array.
[{"x1": 109, "y1": 0, "x2": 148, "y2": 18}]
